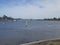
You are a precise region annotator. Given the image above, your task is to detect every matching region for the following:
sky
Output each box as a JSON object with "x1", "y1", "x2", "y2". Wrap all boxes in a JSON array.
[{"x1": 0, "y1": 0, "x2": 60, "y2": 19}]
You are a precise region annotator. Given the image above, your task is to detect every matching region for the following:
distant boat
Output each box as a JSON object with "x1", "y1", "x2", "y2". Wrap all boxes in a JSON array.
[{"x1": 13, "y1": 20, "x2": 16, "y2": 21}]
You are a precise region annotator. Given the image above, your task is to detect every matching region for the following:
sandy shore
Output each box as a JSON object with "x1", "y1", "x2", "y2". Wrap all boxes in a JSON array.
[{"x1": 20, "y1": 38, "x2": 60, "y2": 45}]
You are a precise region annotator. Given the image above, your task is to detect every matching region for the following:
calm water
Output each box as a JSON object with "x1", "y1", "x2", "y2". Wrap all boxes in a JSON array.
[{"x1": 0, "y1": 20, "x2": 60, "y2": 45}]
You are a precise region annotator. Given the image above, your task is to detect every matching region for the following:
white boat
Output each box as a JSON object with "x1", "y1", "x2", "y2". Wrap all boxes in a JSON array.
[
  {"x1": 25, "y1": 20, "x2": 29, "y2": 27},
  {"x1": 13, "y1": 20, "x2": 16, "y2": 21}
]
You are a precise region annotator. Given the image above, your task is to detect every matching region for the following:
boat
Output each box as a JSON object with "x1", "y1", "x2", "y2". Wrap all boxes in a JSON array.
[
  {"x1": 25, "y1": 20, "x2": 29, "y2": 27},
  {"x1": 13, "y1": 20, "x2": 16, "y2": 21}
]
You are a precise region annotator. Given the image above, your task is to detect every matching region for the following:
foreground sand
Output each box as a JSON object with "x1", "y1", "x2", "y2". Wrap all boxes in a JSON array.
[{"x1": 20, "y1": 38, "x2": 60, "y2": 45}]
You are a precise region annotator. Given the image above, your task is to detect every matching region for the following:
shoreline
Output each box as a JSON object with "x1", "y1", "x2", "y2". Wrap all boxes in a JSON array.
[
  {"x1": 20, "y1": 38, "x2": 60, "y2": 45},
  {"x1": 1, "y1": 20, "x2": 60, "y2": 21}
]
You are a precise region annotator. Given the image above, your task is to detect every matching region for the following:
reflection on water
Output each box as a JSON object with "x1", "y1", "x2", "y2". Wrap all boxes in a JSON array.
[{"x1": 0, "y1": 20, "x2": 60, "y2": 45}]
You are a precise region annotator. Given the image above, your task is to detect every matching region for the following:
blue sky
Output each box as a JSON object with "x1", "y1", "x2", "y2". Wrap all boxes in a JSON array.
[{"x1": 0, "y1": 0, "x2": 60, "y2": 19}]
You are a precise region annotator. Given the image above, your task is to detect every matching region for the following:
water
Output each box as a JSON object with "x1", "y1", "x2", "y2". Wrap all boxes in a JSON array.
[{"x1": 0, "y1": 20, "x2": 60, "y2": 45}]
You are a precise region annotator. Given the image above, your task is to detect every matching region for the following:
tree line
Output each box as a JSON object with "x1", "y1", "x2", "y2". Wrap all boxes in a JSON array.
[
  {"x1": 0, "y1": 15, "x2": 14, "y2": 21},
  {"x1": 44, "y1": 17, "x2": 60, "y2": 21}
]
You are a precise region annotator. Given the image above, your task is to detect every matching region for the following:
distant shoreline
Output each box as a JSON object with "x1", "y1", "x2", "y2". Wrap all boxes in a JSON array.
[
  {"x1": 0, "y1": 19, "x2": 60, "y2": 22},
  {"x1": 0, "y1": 15, "x2": 60, "y2": 21}
]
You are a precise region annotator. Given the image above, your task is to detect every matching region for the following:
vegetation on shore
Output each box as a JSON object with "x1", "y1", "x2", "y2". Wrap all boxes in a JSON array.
[
  {"x1": 44, "y1": 17, "x2": 60, "y2": 21},
  {"x1": 0, "y1": 15, "x2": 21, "y2": 21},
  {"x1": 29, "y1": 17, "x2": 60, "y2": 21},
  {"x1": 0, "y1": 15, "x2": 60, "y2": 21}
]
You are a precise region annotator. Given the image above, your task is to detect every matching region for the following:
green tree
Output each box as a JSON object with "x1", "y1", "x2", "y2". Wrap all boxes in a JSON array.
[
  {"x1": 3, "y1": 15, "x2": 8, "y2": 19},
  {"x1": 53, "y1": 17, "x2": 57, "y2": 20}
]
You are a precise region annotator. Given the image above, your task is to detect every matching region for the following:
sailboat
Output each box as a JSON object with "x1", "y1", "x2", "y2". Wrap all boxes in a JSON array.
[{"x1": 25, "y1": 20, "x2": 28, "y2": 27}]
